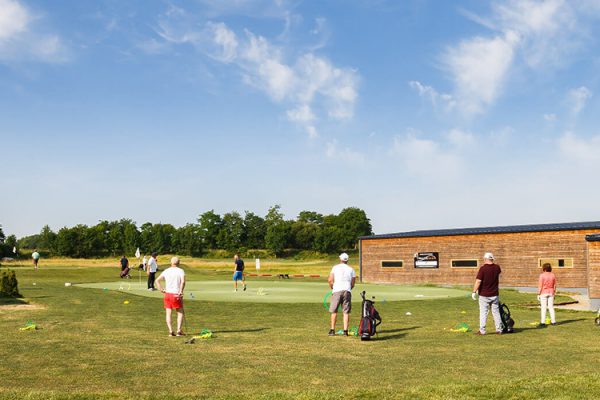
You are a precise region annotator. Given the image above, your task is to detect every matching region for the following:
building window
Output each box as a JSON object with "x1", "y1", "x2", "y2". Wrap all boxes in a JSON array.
[
  {"x1": 381, "y1": 260, "x2": 403, "y2": 268},
  {"x1": 539, "y1": 258, "x2": 573, "y2": 269},
  {"x1": 451, "y1": 259, "x2": 478, "y2": 268}
]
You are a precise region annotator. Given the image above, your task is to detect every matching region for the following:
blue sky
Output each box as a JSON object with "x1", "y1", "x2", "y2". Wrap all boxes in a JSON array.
[{"x1": 1, "y1": 0, "x2": 600, "y2": 238}]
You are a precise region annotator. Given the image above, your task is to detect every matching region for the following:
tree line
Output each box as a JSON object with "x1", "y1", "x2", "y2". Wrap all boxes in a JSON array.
[{"x1": 8, "y1": 206, "x2": 373, "y2": 258}]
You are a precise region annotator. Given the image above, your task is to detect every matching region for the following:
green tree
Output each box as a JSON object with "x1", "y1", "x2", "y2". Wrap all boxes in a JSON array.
[
  {"x1": 264, "y1": 205, "x2": 291, "y2": 256},
  {"x1": 5, "y1": 235, "x2": 17, "y2": 251},
  {"x1": 173, "y1": 224, "x2": 203, "y2": 256},
  {"x1": 242, "y1": 211, "x2": 265, "y2": 249},
  {"x1": 336, "y1": 207, "x2": 373, "y2": 249},
  {"x1": 139, "y1": 223, "x2": 176, "y2": 254},
  {"x1": 217, "y1": 212, "x2": 245, "y2": 251},
  {"x1": 17, "y1": 234, "x2": 41, "y2": 250},
  {"x1": 39, "y1": 225, "x2": 57, "y2": 252},
  {"x1": 54, "y1": 225, "x2": 93, "y2": 258},
  {"x1": 197, "y1": 210, "x2": 222, "y2": 250},
  {"x1": 297, "y1": 210, "x2": 324, "y2": 224}
]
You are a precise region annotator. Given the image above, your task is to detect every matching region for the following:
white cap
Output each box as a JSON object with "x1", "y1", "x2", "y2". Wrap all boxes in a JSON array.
[
  {"x1": 339, "y1": 253, "x2": 349, "y2": 262},
  {"x1": 484, "y1": 252, "x2": 494, "y2": 260}
]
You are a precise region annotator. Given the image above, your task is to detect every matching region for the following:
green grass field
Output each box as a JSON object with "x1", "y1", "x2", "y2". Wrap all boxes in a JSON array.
[{"x1": 2, "y1": 260, "x2": 600, "y2": 399}]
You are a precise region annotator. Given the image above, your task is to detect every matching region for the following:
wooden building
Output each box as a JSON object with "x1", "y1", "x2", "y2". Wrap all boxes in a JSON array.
[{"x1": 359, "y1": 221, "x2": 600, "y2": 309}]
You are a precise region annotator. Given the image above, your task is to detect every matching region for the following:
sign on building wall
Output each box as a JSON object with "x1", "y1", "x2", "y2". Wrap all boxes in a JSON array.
[{"x1": 414, "y1": 252, "x2": 439, "y2": 268}]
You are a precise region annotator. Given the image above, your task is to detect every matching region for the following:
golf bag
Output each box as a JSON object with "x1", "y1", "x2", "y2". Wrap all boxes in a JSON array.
[
  {"x1": 499, "y1": 303, "x2": 515, "y2": 333},
  {"x1": 358, "y1": 291, "x2": 382, "y2": 341},
  {"x1": 120, "y1": 267, "x2": 131, "y2": 278}
]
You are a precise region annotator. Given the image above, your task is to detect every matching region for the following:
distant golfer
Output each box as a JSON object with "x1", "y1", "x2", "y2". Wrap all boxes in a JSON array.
[
  {"x1": 233, "y1": 254, "x2": 246, "y2": 292},
  {"x1": 119, "y1": 255, "x2": 130, "y2": 278},
  {"x1": 155, "y1": 256, "x2": 186, "y2": 336},
  {"x1": 147, "y1": 252, "x2": 158, "y2": 291},
  {"x1": 31, "y1": 249, "x2": 40, "y2": 271},
  {"x1": 538, "y1": 263, "x2": 557, "y2": 326},
  {"x1": 328, "y1": 252, "x2": 356, "y2": 336},
  {"x1": 142, "y1": 255, "x2": 148, "y2": 271},
  {"x1": 472, "y1": 252, "x2": 503, "y2": 335}
]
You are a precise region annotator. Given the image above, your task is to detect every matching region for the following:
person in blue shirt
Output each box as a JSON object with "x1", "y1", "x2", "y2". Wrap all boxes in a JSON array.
[{"x1": 233, "y1": 254, "x2": 246, "y2": 292}]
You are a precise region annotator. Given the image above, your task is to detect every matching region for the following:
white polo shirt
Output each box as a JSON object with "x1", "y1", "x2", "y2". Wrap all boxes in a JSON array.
[
  {"x1": 148, "y1": 257, "x2": 158, "y2": 273},
  {"x1": 161, "y1": 266, "x2": 185, "y2": 294},
  {"x1": 330, "y1": 263, "x2": 356, "y2": 293}
]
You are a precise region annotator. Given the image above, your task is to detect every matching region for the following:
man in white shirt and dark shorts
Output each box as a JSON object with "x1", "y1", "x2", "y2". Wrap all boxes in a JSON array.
[
  {"x1": 328, "y1": 252, "x2": 356, "y2": 336},
  {"x1": 155, "y1": 256, "x2": 186, "y2": 337}
]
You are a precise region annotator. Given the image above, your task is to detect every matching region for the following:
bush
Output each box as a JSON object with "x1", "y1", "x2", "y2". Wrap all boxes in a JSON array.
[{"x1": 0, "y1": 269, "x2": 20, "y2": 297}]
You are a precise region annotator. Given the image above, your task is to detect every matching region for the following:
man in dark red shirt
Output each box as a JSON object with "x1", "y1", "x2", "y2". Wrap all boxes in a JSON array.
[{"x1": 472, "y1": 252, "x2": 502, "y2": 335}]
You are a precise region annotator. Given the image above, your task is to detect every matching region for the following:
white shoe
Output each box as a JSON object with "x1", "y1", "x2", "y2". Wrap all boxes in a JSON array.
[{"x1": 233, "y1": 289, "x2": 237, "y2": 292}]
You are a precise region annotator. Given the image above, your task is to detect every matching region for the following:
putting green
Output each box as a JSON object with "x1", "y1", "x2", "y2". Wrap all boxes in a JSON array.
[{"x1": 76, "y1": 280, "x2": 468, "y2": 303}]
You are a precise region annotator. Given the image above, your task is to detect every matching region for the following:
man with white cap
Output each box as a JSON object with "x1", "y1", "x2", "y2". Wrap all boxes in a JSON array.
[
  {"x1": 328, "y1": 252, "x2": 356, "y2": 336},
  {"x1": 472, "y1": 252, "x2": 503, "y2": 335}
]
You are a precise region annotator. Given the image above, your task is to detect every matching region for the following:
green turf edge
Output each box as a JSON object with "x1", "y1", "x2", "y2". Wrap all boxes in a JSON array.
[{"x1": 3, "y1": 374, "x2": 600, "y2": 400}]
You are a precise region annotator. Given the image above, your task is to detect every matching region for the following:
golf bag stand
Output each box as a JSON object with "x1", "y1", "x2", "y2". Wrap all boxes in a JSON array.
[
  {"x1": 499, "y1": 303, "x2": 515, "y2": 333},
  {"x1": 358, "y1": 290, "x2": 382, "y2": 341}
]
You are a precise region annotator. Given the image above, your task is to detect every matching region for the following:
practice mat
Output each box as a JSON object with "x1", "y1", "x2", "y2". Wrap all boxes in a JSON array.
[{"x1": 76, "y1": 280, "x2": 468, "y2": 303}]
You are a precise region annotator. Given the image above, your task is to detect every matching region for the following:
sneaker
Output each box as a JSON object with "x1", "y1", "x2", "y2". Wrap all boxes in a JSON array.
[
  {"x1": 474, "y1": 331, "x2": 485, "y2": 336},
  {"x1": 176, "y1": 331, "x2": 185, "y2": 336},
  {"x1": 169, "y1": 332, "x2": 175, "y2": 337},
  {"x1": 496, "y1": 331, "x2": 503, "y2": 335},
  {"x1": 551, "y1": 322, "x2": 556, "y2": 326},
  {"x1": 343, "y1": 330, "x2": 349, "y2": 336},
  {"x1": 233, "y1": 289, "x2": 237, "y2": 292},
  {"x1": 328, "y1": 329, "x2": 335, "y2": 336},
  {"x1": 243, "y1": 285, "x2": 247, "y2": 291}
]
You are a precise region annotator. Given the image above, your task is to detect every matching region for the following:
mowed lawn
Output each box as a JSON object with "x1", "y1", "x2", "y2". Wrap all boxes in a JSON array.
[{"x1": 2, "y1": 262, "x2": 600, "y2": 399}]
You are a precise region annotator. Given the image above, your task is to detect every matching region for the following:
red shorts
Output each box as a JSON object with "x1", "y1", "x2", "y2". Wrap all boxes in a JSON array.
[{"x1": 163, "y1": 293, "x2": 183, "y2": 309}]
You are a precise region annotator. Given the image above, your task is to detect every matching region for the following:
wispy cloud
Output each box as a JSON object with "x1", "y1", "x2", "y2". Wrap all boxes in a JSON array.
[
  {"x1": 568, "y1": 86, "x2": 592, "y2": 115},
  {"x1": 442, "y1": 31, "x2": 518, "y2": 117},
  {"x1": 325, "y1": 140, "x2": 365, "y2": 164},
  {"x1": 390, "y1": 129, "x2": 467, "y2": 179},
  {"x1": 408, "y1": 80, "x2": 455, "y2": 111},
  {"x1": 0, "y1": 0, "x2": 67, "y2": 63},
  {"x1": 415, "y1": 0, "x2": 600, "y2": 118},
  {"x1": 558, "y1": 131, "x2": 600, "y2": 164},
  {"x1": 152, "y1": 8, "x2": 358, "y2": 139}
]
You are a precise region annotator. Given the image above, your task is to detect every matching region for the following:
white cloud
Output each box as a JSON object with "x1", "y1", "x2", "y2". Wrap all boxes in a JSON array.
[
  {"x1": 325, "y1": 140, "x2": 365, "y2": 164},
  {"x1": 207, "y1": 22, "x2": 238, "y2": 63},
  {"x1": 409, "y1": 80, "x2": 455, "y2": 110},
  {"x1": 287, "y1": 104, "x2": 315, "y2": 123},
  {"x1": 426, "y1": 0, "x2": 599, "y2": 118},
  {"x1": 558, "y1": 131, "x2": 600, "y2": 164},
  {"x1": 544, "y1": 113, "x2": 557, "y2": 123},
  {"x1": 150, "y1": 5, "x2": 358, "y2": 139},
  {"x1": 0, "y1": 0, "x2": 29, "y2": 41},
  {"x1": 568, "y1": 86, "x2": 592, "y2": 115},
  {"x1": 446, "y1": 128, "x2": 475, "y2": 148},
  {"x1": 0, "y1": 0, "x2": 67, "y2": 62},
  {"x1": 390, "y1": 130, "x2": 464, "y2": 178},
  {"x1": 443, "y1": 31, "x2": 518, "y2": 117}
]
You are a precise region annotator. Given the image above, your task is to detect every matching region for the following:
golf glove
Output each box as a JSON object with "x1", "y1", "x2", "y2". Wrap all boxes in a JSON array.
[
  {"x1": 471, "y1": 292, "x2": 478, "y2": 300},
  {"x1": 537, "y1": 295, "x2": 541, "y2": 301}
]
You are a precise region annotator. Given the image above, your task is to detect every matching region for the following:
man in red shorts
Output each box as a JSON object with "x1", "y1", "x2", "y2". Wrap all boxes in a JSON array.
[{"x1": 155, "y1": 256, "x2": 186, "y2": 336}]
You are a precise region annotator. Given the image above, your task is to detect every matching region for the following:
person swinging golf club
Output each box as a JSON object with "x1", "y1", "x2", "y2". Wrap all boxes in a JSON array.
[
  {"x1": 472, "y1": 252, "x2": 503, "y2": 335},
  {"x1": 328, "y1": 252, "x2": 356, "y2": 336},
  {"x1": 155, "y1": 256, "x2": 186, "y2": 337}
]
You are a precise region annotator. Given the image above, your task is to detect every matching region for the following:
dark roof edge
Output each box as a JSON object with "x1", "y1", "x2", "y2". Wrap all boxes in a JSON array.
[{"x1": 360, "y1": 221, "x2": 600, "y2": 240}]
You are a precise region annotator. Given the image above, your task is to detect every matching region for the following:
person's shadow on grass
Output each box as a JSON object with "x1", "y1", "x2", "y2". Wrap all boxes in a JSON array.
[
  {"x1": 375, "y1": 326, "x2": 421, "y2": 341},
  {"x1": 512, "y1": 318, "x2": 587, "y2": 333}
]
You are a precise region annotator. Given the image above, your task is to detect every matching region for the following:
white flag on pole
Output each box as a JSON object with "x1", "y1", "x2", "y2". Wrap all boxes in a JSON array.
[
  {"x1": 12, "y1": 246, "x2": 16, "y2": 254},
  {"x1": 135, "y1": 247, "x2": 141, "y2": 258}
]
